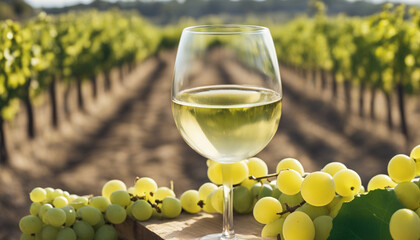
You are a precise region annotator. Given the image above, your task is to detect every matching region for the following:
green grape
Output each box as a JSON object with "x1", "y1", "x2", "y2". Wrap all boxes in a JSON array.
[
  {"x1": 388, "y1": 154, "x2": 416, "y2": 183},
  {"x1": 261, "y1": 217, "x2": 285, "y2": 238},
  {"x1": 44, "y1": 208, "x2": 66, "y2": 227},
  {"x1": 253, "y1": 197, "x2": 282, "y2": 224},
  {"x1": 102, "y1": 179, "x2": 127, "y2": 199},
  {"x1": 210, "y1": 187, "x2": 224, "y2": 213},
  {"x1": 247, "y1": 157, "x2": 268, "y2": 179},
  {"x1": 94, "y1": 225, "x2": 117, "y2": 240},
  {"x1": 416, "y1": 208, "x2": 420, "y2": 218},
  {"x1": 61, "y1": 206, "x2": 76, "y2": 227},
  {"x1": 240, "y1": 178, "x2": 258, "y2": 189},
  {"x1": 207, "y1": 163, "x2": 223, "y2": 185},
  {"x1": 301, "y1": 172, "x2": 335, "y2": 207},
  {"x1": 19, "y1": 215, "x2": 43, "y2": 234},
  {"x1": 198, "y1": 183, "x2": 218, "y2": 201},
  {"x1": 134, "y1": 177, "x2": 157, "y2": 198},
  {"x1": 410, "y1": 145, "x2": 420, "y2": 176},
  {"x1": 45, "y1": 188, "x2": 55, "y2": 202},
  {"x1": 93, "y1": 216, "x2": 105, "y2": 231},
  {"x1": 394, "y1": 182, "x2": 420, "y2": 210},
  {"x1": 110, "y1": 190, "x2": 131, "y2": 207},
  {"x1": 40, "y1": 225, "x2": 59, "y2": 240},
  {"x1": 77, "y1": 206, "x2": 102, "y2": 226},
  {"x1": 313, "y1": 215, "x2": 333, "y2": 240},
  {"x1": 153, "y1": 187, "x2": 176, "y2": 202},
  {"x1": 333, "y1": 169, "x2": 362, "y2": 197},
  {"x1": 38, "y1": 204, "x2": 53, "y2": 220},
  {"x1": 73, "y1": 220, "x2": 95, "y2": 240},
  {"x1": 70, "y1": 197, "x2": 89, "y2": 210},
  {"x1": 131, "y1": 200, "x2": 153, "y2": 221},
  {"x1": 30, "y1": 187, "x2": 47, "y2": 203},
  {"x1": 127, "y1": 187, "x2": 135, "y2": 195},
  {"x1": 56, "y1": 227, "x2": 77, "y2": 240},
  {"x1": 20, "y1": 233, "x2": 36, "y2": 240},
  {"x1": 327, "y1": 196, "x2": 347, "y2": 218},
  {"x1": 359, "y1": 185, "x2": 366, "y2": 194},
  {"x1": 30, "y1": 202, "x2": 42, "y2": 216},
  {"x1": 180, "y1": 190, "x2": 201, "y2": 214},
  {"x1": 207, "y1": 159, "x2": 217, "y2": 167},
  {"x1": 52, "y1": 189, "x2": 64, "y2": 199},
  {"x1": 233, "y1": 186, "x2": 253, "y2": 214},
  {"x1": 367, "y1": 174, "x2": 396, "y2": 191},
  {"x1": 105, "y1": 204, "x2": 127, "y2": 224},
  {"x1": 276, "y1": 158, "x2": 304, "y2": 176},
  {"x1": 161, "y1": 197, "x2": 182, "y2": 218},
  {"x1": 63, "y1": 191, "x2": 70, "y2": 199},
  {"x1": 296, "y1": 203, "x2": 329, "y2": 220},
  {"x1": 269, "y1": 180, "x2": 278, "y2": 190},
  {"x1": 321, "y1": 162, "x2": 347, "y2": 177},
  {"x1": 272, "y1": 188, "x2": 282, "y2": 199},
  {"x1": 283, "y1": 211, "x2": 315, "y2": 240},
  {"x1": 251, "y1": 183, "x2": 273, "y2": 199},
  {"x1": 89, "y1": 196, "x2": 111, "y2": 213},
  {"x1": 68, "y1": 195, "x2": 79, "y2": 203},
  {"x1": 53, "y1": 196, "x2": 69, "y2": 208},
  {"x1": 276, "y1": 169, "x2": 303, "y2": 195},
  {"x1": 226, "y1": 161, "x2": 249, "y2": 185},
  {"x1": 202, "y1": 193, "x2": 217, "y2": 213},
  {"x1": 126, "y1": 201, "x2": 134, "y2": 218},
  {"x1": 279, "y1": 192, "x2": 304, "y2": 214},
  {"x1": 389, "y1": 209, "x2": 420, "y2": 240}
]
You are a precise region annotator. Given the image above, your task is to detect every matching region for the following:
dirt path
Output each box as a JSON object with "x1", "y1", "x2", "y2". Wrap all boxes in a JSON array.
[{"x1": 0, "y1": 51, "x2": 418, "y2": 239}]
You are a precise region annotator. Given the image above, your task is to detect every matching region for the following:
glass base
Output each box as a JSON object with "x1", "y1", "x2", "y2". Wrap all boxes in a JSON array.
[{"x1": 200, "y1": 233, "x2": 253, "y2": 240}]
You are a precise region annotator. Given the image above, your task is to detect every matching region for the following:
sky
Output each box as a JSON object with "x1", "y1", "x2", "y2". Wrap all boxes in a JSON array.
[{"x1": 24, "y1": 0, "x2": 420, "y2": 8}]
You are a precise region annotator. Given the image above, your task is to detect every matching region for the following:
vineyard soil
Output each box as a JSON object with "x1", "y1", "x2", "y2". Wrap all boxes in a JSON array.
[{"x1": 0, "y1": 51, "x2": 419, "y2": 239}]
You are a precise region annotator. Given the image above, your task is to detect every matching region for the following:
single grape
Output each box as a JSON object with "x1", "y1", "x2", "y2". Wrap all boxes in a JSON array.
[
  {"x1": 207, "y1": 163, "x2": 223, "y2": 185},
  {"x1": 388, "y1": 154, "x2": 416, "y2": 183},
  {"x1": 233, "y1": 186, "x2": 253, "y2": 214},
  {"x1": 52, "y1": 189, "x2": 64, "y2": 199},
  {"x1": 198, "y1": 183, "x2": 218, "y2": 201},
  {"x1": 261, "y1": 217, "x2": 285, "y2": 238},
  {"x1": 110, "y1": 190, "x2": 131, "y2": 207},
  {"x1": 134, "y1": 177, "x2": 158, "y2": 198},
  {"x1": 105, "y1": 204, "x2": 127, "y2": 224},
  {"x1": 251, "y1": 182, "x2": 273, "y2": 200},
  {"x1": 410, "y1": 145, "x2": 420, "y2": 176},
  {"x1": 56, "y1": 227, "x2": 76, "y2": 240},
  {"x1": 283, "y1": 211, "x2": 315, "y2": 240},
  {"x1": 202, "y1": 193, "x2": 217, "y2": 213},
  {"x1": 153, "y1": 187, "x2": 176, "y2": 202},
  {"x1": 30, "y1": 202, "x2": 42, "y2": 216},
  {"x1": 279, "y1": 192, "x2": 304, "y2": 213},
  {"x1": 70, "y1": 196, "x2": 89, "y2": 210},
  {"x1": 131, "y1": 200, "x2": 153, "y2": 221},
  {"x1": 68, "y1": 194, "x2": 79, "y2": 203},
  {"x1": 45, "y1": 187, "x2": 55, "y2": 202},
  {"x1": 20, "y1": 233, "x2": 36, "y2": 240},
  {"x1": 126, "y1": 201, "x2": 134, "y2": 218},
  {"x1": 93, "y1": 216, "x2": 105, "y2": 231},
  {"x1": 321, "y1": 162, "x2": 347, "y2": 177},
  {"x1": 94, "y1": 224, "x2": 117, "y2": 240},
  {"x1": 416, "y1": 208, "x2": 420, "y2": 218},
  {"x1": 313, "y1": 215, "x2": 333, "y2": 240},
  {"x1": 253, "y1": 197, "x2": 282, "y2": 224},
  {"x1": 210, "y1": 187, "x2": 224, "y2": 214},
  {"x1": 389, "y1": 208, "x2": 420, "y2": 240},
  {"x1": 276, "y1": 158, "x2": 304, "y2": 176},
  {"x1": 367, "y1": 174, "x2": 397, "y2": 191},
  {"x1": 40, "y1": 225, "x2": 59, "y2": 240},
  {"x1": 73, "y1": 220, "x2": 95, "y2": 240},
  {"x1": 277, "y1": 169, "x2": 303, "y2": 195},
  {"x1": 61, "y1": 205, "x2": 77, "y2": 227},
  {"x1": 333, "y1": 169, "x2": 362, "y2": 197},
  {"x1": 19, "y1": 215, "x2": 43, "y2": 234},
  {"x1": 30, "y1": 187, "x2": 47, "y2": 203},
  {"x1": 127, "y1": 187, "x2": 135, "y2": 195},
  {"x1": 296, "y1": 203, "x2": 329, "y2": 221},
  {"x1": 63, "y1": 191, "x2": 70, "y2": 199},
  {"x1": 227, "y1": 161, "x2": 249, "y2": 185},
  {"x1": 394, "y1": 182, "x2": 420, "y2": 210},
  {"x1": 38, "y1": 204, "x2": 53, "y2": 220},
  {"x1": 53, "y1": 196, "x2": 69, "y2": 208},
  {"x1": 102, "y1": 180, "x2": 127, "y2": 199},
  {"x1": 77, "y1": 206, "x2": 102, "y2": 226},
  {"x1": 272, "y1": 188, "x2": 282, "y2": 199},
  {"x1": 180, "y1": 190, "x2": 201, "y2": 214},
  {"x1": 161, "y1": 197, "x2": 182, "y2": 218},
  {"x1": 44, "y1": 208, "x2": 66, "y2": 227},
  {"x1": 240, "y1": 178, "x2": 258, "y2": 189},
  {"x1": 247, "y1": 157, "x2": 268, "y2": 179},
  {"x1": 301, "y1": 172, "x2": 335, "y2": 206},
  {"x1": 89, "y1": 196, "x2": 111, "y2": 213}
]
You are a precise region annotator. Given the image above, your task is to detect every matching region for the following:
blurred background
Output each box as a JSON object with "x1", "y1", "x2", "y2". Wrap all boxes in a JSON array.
[{"x1": 1, "y1": 0, "x2": 420, "y2": 239}]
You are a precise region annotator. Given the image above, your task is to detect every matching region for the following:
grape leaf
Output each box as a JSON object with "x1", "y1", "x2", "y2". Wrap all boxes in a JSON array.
[{"x1": 328, "y1": 189, "x2": 404, "y2": 240}]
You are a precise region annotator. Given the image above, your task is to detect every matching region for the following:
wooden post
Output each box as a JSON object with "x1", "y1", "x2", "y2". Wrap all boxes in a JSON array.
[
  {"x1": 24, "y1": 78, "x2": 35, "y2": 139},
  {"x1": 49, "y1": 74, "x2": 58, "y2": 128},
  {"x1": 397, "y1": 82, "x2": 408, "y2": 139},
  {"x1": 76, "y1": 77, "x2": 84, "y2": 112},
  {"x1": 0, "y1": 116, "x2": 8, "y2": 164}
]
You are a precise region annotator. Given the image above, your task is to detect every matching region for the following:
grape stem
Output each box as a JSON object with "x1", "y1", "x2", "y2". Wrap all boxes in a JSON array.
[
  {"x1": 277, "y1": 200, "x2": 306, "y2": 216},
  {"x1": 248, "y1": 172, "x2": 280, "y2": 181},
  {"x1": 147, "y1": 200, "x2": 161, "y2": 213}
]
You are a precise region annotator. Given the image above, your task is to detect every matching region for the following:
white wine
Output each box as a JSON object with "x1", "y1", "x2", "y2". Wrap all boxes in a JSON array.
[{"x1": 172, "y1": 85, "x2": 282, "y2": 163}]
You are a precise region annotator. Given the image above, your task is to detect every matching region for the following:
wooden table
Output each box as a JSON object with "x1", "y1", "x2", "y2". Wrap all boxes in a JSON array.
[{"x1": 116, "y1": 212, "x2": 271, "y2": 240}]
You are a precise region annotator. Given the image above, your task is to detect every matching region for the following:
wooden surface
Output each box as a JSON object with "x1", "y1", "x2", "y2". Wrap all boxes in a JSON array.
[{"x1": 116, "y1": 212, "x2": 271, "y2": 240}]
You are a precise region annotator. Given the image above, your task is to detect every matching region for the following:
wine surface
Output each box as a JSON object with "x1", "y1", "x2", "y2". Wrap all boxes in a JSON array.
[{"x1": 172, "y1": 85, "x2": 282, "y2": 163}]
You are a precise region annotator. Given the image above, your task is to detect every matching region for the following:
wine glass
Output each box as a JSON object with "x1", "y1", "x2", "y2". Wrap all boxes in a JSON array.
[{"x1": 171, "y1": 25, "x2": 282, "y2": 240}]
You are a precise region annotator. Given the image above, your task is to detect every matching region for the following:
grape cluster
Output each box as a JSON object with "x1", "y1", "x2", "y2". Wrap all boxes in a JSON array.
[{"x1": 19, "y1": 177, "x2": 182, "y2": 240}]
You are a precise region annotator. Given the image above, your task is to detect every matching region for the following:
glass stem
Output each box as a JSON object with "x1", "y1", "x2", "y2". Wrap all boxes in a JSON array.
[{"x1": 221, "y1": 163, "x2": 236, "y2": 240}]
